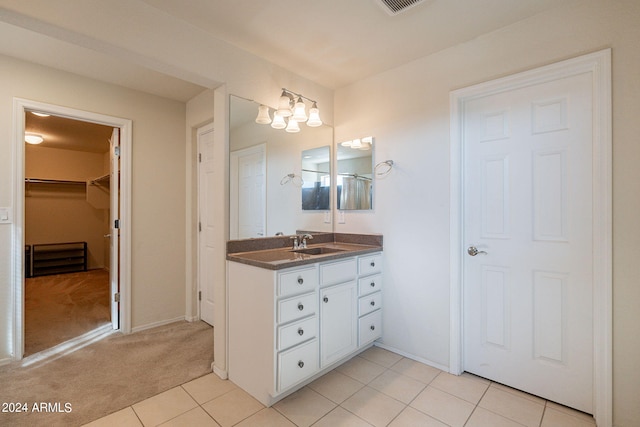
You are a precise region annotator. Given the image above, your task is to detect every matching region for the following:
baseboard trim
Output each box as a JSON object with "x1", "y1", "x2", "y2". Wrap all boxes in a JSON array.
[
  {"x1": 213, "y1": 363, "x2": 228, "y2": 380},
  {"x1": 0, "y1": 357, "x2": 13, "y2": 367},
  {"x1": 374, "y1": 342, "x2": 449, "y2": 372},
  {"x1": 131, "y1": 316, "x2": 186, "y2": 333}
]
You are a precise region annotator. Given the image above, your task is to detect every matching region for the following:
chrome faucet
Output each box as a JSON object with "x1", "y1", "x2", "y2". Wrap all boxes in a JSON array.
[
  {"x1": 300, "y1": 234, "x2": 313, "y2": 248},
  {"x1": 290, "y1": 235, "x2": 300, "y2": 250}
]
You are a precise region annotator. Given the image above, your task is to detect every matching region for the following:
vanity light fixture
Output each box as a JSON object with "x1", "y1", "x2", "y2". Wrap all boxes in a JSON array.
[
  {"x1": 256, "y1": 88, "x2": 322, "y2": 132},
  {"x1": 341, "y1": 136, "x2": 372, "y2": 151},
  {"x1": 25, "y1": 133, "x2": 44, "y2": 145}
]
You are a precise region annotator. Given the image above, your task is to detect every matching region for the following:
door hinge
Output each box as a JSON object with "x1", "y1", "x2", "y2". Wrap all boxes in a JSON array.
[
  {"x1": 114, "y1": 292, "x2": 120, "y2": 303},
  {"x1": 198, "y1": 291, "x2": 202, "y2": 301},
  {"x1": 199, "y1": 221, "x2": 202, "y2": 232},
  {"x1": 199, "y1": 153, "x2": 202, "y2": 163},
  {"x1": 114, "y1": 146, "x2": 121, "y2": 157},
  {"x1": 114, "y1": 219, "x2": 120, "y2": 229}
]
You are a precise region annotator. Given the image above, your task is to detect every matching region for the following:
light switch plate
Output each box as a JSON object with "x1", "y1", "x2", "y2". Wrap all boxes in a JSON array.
[
  {"x1": 324, "y1": 211, "x2": 331, "y2": 224},
  {"x1": 0, "y1": 207, "x2": 11, "y2": 224},
  {"x1": 338, "y1": 210, "x2": 345, "y2": 224}
]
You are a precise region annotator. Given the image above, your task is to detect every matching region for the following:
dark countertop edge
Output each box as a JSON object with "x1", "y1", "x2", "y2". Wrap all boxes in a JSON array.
[{"x1": 226, "y1": 245, "x2": 383, "y2": 271}]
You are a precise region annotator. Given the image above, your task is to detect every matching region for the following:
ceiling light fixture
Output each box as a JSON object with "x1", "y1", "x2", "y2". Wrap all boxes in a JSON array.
[
  {"x1": 31, "y1": 111, "x2": 51, "y2": 117},
  {"x1": 256, "y1": 88, "x2": 322, "y2": 132},
  {"x1": 25, "y1": 133, "x2": 44, "y2": 144}
]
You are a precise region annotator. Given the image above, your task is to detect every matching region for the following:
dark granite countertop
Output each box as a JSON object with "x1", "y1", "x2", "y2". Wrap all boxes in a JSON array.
[{"x1": 226, "y1": 233, "x2": 383, "y2": 270}]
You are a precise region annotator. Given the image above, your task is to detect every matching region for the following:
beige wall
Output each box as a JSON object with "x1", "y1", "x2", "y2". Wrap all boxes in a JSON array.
[
  {"x1": 25, "y1": 145, "x2": 109, "y2": 270},
  {"x1": 333, "y1": 0, "x2": 639, "y2": 424},
  {"x1": 0, "y1": 55, "x2": 187, "y2": 360}
]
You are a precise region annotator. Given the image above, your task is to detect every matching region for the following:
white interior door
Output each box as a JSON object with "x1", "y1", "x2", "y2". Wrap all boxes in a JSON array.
[
  {"x1": 463, "y1": 72, "x2": 594, "y2": 413},
  {"x1": 109, "y1": 128, "x2": 120, "y2": 330},
  {"x1": 229, "y1": 144, "x2": 266, "y2": 239},
  {"x1": 198, "y1": 123, "x2": 216, "y2": 326}
]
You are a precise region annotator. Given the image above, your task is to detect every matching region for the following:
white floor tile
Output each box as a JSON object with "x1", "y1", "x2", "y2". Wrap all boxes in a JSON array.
[
  {"x1": 132, "y1": 387, "x2": 199, "y2": 427},
  {"x1": 410, "y1": 386, "x2": 475, "y2": 427},
  {"x1": 82, "y1": 407, "x2": 143, "y2": 427},
  {"x1": 479, "y1": 387, "x2": 545, "y2": 427}
]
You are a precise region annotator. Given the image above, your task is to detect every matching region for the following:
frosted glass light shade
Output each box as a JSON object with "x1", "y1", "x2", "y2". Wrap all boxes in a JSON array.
[
  {"x1": 255, "y1": 104, "x2": 272, "y2": 124},
  {"x1": 351, "y1": 138, "x2": 362, "y2": 149},
  {"x1": 271, "y1": 112, "x2": 286, "y2": 129},
  {"x1": 277, "y1": 92, "x2": 292, "y2": 117},
  {"x1": 285, "y1": 117, "x2": 300, "y2": 133},
  {"x1": 306, "y1": 102, "x2": 322, "y2": 127},
  {"x1": 292, "y1": 97, "x2": 307, "y2": 122}
]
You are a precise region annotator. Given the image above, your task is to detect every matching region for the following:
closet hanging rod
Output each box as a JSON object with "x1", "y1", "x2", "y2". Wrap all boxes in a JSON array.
[{"x1": 25, "y1": 178, "x2": 86, "y2": 185}]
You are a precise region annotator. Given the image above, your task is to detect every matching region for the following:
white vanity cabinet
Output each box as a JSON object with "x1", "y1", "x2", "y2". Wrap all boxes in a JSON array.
[
  {"x1": 319, "y1": 258, "x2": 358, "y2": 367},
  {"x1": 357, "y1": 253, "x2": 383, "y2": 345},
  {"x1": 228, "y1": 251, "x2": 382, "y2": 406}
]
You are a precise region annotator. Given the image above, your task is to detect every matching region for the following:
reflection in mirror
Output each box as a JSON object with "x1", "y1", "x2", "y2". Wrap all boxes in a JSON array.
[
  {"x1": 337, "y1": 137, "x2": 374, "y2": 210},
  {"x1": 229, "y1": 95, "x2": 333, "y2": 238},
  {"x1": 301, "y1": 146, "x2": 330, "y2": 211}
]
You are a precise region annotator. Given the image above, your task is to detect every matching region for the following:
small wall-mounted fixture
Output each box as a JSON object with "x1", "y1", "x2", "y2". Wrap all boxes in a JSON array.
[
  {"x1": 341, "y1": 136, "x2": 373, "y2": 151},
  {"x1": 25, "y1": 133, "x2": 44, "y2": 145},
  {"x1": 256, "y1": 88, "x2": 322, "y2": 133},
  {"x1": 375, "y1": 160, "x2": 394, "y2": 177},
  {"x1": 280, "y1": 173, "x2": 304, "y2": 187}
]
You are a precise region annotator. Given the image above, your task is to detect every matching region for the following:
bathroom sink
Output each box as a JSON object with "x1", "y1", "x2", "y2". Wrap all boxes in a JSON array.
[{"x1": 292, "y1": 247, "x2": 347, "y2": 255}]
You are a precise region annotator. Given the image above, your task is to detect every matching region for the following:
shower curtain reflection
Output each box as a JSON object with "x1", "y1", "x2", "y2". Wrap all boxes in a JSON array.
[{"x1": 338, "y1": 175, "x2": 372, "y2": 210}]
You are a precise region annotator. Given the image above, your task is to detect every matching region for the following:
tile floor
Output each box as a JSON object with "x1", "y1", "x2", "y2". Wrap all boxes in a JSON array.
[{"x1": 83, "y1": 347, "x2": 596, "y2": 427}]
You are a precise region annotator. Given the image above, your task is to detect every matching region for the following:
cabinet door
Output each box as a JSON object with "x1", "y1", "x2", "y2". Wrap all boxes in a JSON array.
[{"x1": 320, "y1": 281, "x2": 357, "y2": 368}]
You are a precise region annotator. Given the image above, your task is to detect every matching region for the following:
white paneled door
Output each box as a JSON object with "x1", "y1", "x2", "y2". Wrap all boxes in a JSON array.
[
  {"x1": 463, "y1": 72, "x2": 594, "y2": 413},
  {"x1": 229, "y1": 144, "x2": 266, "y2": 239}
]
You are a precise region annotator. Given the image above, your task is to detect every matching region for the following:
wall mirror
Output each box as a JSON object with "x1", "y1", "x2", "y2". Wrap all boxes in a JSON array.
[
  {"x1": 229, "y1": 95, "x2": 333, "y2": 238},
  {"x1": 337, "y1": 137, "x2": 374, "y2": 210},
  {"x1": 301, "y1": 146, "x2": 330, "y2": 211}
]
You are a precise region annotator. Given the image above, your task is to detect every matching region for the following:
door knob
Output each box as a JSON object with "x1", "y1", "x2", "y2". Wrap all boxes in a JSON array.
[{"x1": 467, "y1": 246, "x2": 488, "y2": 256}]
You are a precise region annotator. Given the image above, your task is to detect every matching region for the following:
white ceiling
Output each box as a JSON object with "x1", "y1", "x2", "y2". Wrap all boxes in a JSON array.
[
  {"x1": 3, "y1": 0, "x2": 575, "y2": 153},
  {"x1": 0, "y1": 0, "x2": 576, "y2": 98}
]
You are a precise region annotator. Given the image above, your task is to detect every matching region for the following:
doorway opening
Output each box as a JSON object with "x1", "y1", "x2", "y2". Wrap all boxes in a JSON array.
[
  {"x1": 24, "y1": 113, "x2": 114, "y2": 356},
  {"x1": 12, "y1": 98, "x2": 132, "y2": 361}
]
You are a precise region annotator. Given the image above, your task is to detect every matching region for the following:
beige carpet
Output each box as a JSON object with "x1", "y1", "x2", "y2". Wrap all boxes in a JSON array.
[
  {"x1": 0, "y1": 320, "x2": 214, "y2": 427},
  {"x1": 25, "y1": 269, "x2": 111, "y2": 356}
]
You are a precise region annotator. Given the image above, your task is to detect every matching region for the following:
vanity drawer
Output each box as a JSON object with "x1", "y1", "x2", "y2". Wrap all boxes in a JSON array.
[
  {"x1": 278, "y1": 266, "x2": 317, "y2": 297},
  {"x1": 320, "y1": 258, "x2": 357, "y2": 286},
  {"x1": 277, "y1": 316, "x2": 317, "y2": 351},
  {"x1": 277, "y1": 338, "x2": 319, "y2": 392},
  {"x1": 358, "y1": 274, "x2": 382, "y2": 296},
  {"x1": 358, "y1": 310, "x2": 382, "y2": 346},
  {"x1": 358, "y1": 291, "x2": 382, "y2": 317},
  {"x1": 278, "y1": 292, "x2": 317, "y2": 324},
  {"x1": 358, "y1": 253, "x2": 382, "y2": 276}
]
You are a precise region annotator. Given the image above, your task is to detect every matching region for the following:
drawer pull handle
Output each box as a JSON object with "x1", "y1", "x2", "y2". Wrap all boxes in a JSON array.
[
  {"x1": 298, "y1": 360, "x2": 304, "y2": 368},
  {"x1": 297, "y1": 277, "x2": 304, "y2": 285},
  {"x1": 370, "y1": 325, "x2": 375, "y2": 331},
  {"x1": 323, "y1": 296, "x2": 329, "y2": 303},
  {"x1": 370, "y1": 261, "x2": 375, "y2": 267},
  {"x1": 370, "y1": 301, "x2": 376, "y2": 306},
  {"x1": 370, "y1": 282, "x2": 375, "y2": 287},
  {"x1": 297, "y1": 303, "x2": 304, "y2": 311},
  {"x1": 297, "y1": 328, "x2": 304, "y2": 336}
]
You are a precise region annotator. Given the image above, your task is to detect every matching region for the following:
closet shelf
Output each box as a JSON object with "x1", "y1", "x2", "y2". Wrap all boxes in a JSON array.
[{"x1": 25, "y1": 178, "x2": 86, "y2": 185}]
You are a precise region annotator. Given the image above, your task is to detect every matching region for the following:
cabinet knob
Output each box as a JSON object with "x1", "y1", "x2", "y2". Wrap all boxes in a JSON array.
[
  {"x1": 370, "y1": 261, "x2": 375, "y2": 267},
  {"x1": 297, "y1": 277, "x2": 304, "y2": 285},
  {"x1": 297, "y1": 328, "x2": 304, "y2": 336},
  {"x1": 370, "y1": 325, "x2": 375, "y2": 331},
  {"x1": 370, "y1": 301, "x2": 376, "y2": 306},
  {"x1": 297, "y1": 303, "x2": 304, "y2": 311},
  {"x1": 370, "y1": 281, "x2": 375, "y2": 287},
  {"x1": 298, "y1": 360, "x2": 304, "y2": 368},
  {"x1": 323, "y1": 296, "x2": 329, "y2": 303}
]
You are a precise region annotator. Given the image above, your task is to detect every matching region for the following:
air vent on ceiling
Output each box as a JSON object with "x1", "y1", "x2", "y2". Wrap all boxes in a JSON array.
[{"x1": 375, "y1": 0, "x2": 426, "y2": 16}]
